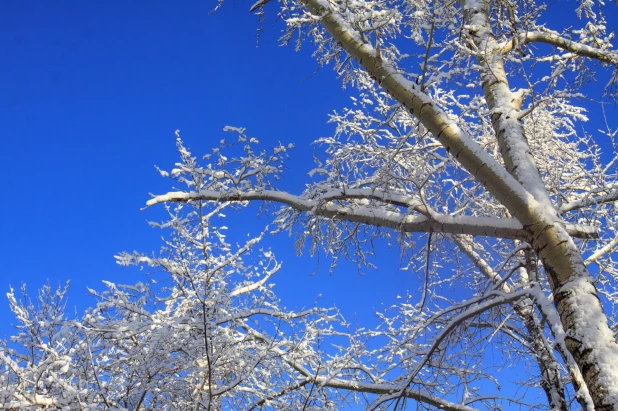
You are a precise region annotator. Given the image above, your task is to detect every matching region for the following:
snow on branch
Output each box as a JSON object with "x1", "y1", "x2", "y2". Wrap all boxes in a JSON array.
[
  {"x1": 369, "y1": 288, "x2": 531, "y2": 410},
  {"x1": 585, "y1": 233, "x2": 618, "y2": 267},
  {"x1": 500, "y1": 30, "x2": 618, "y2": 68},
  {"x1": 244, "y1": 327, "x2": 482, "y2": 411},
  {"x1": 561, "y1": 188, "x2": 618, "y2": 213},
  {"x1": 147, "y1": 189, "x2": 598, "y2": 240}
]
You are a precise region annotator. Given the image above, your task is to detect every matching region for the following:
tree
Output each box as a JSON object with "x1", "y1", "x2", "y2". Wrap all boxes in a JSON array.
[
  {"x1": 3, "y1": 1, "x2": 618, "y2": 410},
  {"x1": 146, "y1": 0, "x2": 618, "y2": 409},
  {"x1": 0, "y1": 138, "x2": 340, "y2": 410}
]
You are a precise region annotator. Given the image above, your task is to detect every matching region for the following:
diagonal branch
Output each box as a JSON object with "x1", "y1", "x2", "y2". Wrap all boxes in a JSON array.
[
  {"x1": 584, "y1": 233, "x2": 618, "y2": 267},
  {"x1": 451, "y1": 235, "x2": 579, "y2": 410},
  {"x1": 373, "y1": 289, "x2": 530, "y2": 410}
]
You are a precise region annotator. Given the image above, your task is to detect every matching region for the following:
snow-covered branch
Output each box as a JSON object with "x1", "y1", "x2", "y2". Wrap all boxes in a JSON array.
[
  {"x1": 585, "y1": 233, "x2": 618, "y2": 267},
  {"x1": 561, "y1": 188, "x2": 618, "y2": 213},
  {"x1": 147, "y1": 189, "x2": 597, "y2": 240},
  {"x1": 500, "y1": 31, "x2": 618, "y2": 67},
  {"x1": 370, "y1": 289, "x2": 530, "y2": 410},
  {"x1": 283, "y1": 0, "x2": 618, "y2": 407},
  {"x1": 244, "y1": 327, "x2": 481, "y2": 411}
]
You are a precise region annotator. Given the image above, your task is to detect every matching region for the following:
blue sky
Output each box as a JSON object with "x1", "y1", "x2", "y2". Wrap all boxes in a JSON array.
[
  {"x1": 1, "y1": 1, "x2": 617, "y2": 408},
  {"x1": 0, "y1": 0, "x2": 418, "y2": 337}
]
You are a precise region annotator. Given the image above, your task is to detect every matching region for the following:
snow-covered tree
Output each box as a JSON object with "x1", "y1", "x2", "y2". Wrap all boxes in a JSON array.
[
  {"x1": 142, "y1": 0, "x2": 618, "y2": 409},
  {"x1": 0, "y1": 138, "x2": 342, "y2": 410},
  {"x1": 3, "y1": 0, "x2": 618, "y2": 410}
]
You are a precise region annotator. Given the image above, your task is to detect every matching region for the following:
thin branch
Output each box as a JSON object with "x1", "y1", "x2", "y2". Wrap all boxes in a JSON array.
[
  {"x1": 560, "y1": 189, "x2": 618, "y2": 213},
  {"x1": 585, "y1": 233, "x2": 618, "y2": 267}
]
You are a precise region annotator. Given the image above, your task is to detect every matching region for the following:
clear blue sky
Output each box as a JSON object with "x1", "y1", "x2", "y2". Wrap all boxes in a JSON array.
[
  {"x1": 0, "y1": 0, "x2": 419, "y2": 337},
  {"x1": 0, "y1": 1, "x2": 616, "y2": 408}
]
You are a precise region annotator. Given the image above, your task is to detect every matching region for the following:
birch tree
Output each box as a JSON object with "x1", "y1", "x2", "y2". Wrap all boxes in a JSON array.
[
  {"x1": 3, "y1": 0, "x2": 618, "y2": 410},
  {"x1": 145, "y1": 0, "x2": 618, "y2": 409}
]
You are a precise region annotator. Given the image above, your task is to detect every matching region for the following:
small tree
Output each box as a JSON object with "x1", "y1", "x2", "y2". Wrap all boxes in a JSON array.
[{"x1": 0, "y1": 138, "x2": 340, "y2": 410}]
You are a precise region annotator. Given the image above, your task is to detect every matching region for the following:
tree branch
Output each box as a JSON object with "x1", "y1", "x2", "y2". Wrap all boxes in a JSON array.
[
  {"x1": 584, "y1": 233, "x2": 618, "y2": 267},
  {"x1": 243, "y1": 327, "x2": 482, "y2": 411},
  {"x1": 500, "y1": 31, "x2": 618, "y2": 67},
  {"x1": 146, "y1": 189, "x2": 597, "y2": 239},
  {"x1": 375, "y1": 289, "x2": 530, "y2": 410},
  {"x1": 560, "y1": 189, "x2": 618, "y2": 213}
]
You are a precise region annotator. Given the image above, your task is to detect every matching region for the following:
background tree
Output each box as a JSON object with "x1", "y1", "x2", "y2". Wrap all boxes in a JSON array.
[{"x1": 0, "y1": 137, "x2": 341, "y2": 410}]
